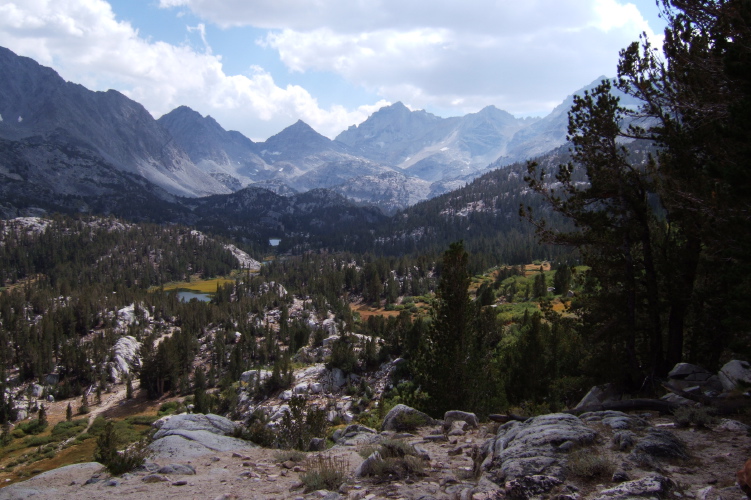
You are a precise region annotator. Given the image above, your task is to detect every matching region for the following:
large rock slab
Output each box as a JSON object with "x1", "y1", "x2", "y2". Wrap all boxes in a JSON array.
[
  {"x1": 381, "y1": 404, "x2": 437, "y2": 431},
  {"x1": 0, "y1": 462, "x2": 103, "y2": 499},
  {"x1": 148, "y1": 413, "x2": 255, "y2": 459},
  {"x1": 593, "y1": 474, "x2": 672, "y2": 499},
  {"x1": 108, "y1": 335, "x2": 141, "y2": 383},
  {"x1": 152, "y1": 413, "x2": 237, "y2": 438},
  {"x1": 489, "y1": 413, "x2": 597, "y2": 481},
  {"x1": 667, "y1": 362, "x2": 723, "y2": 394},
  {"x1": 718, "y1": 360, "x2": 751, "y2": 392},
  {"x1": 580, "y1": 410, "x2": 647, "y2": 430}
]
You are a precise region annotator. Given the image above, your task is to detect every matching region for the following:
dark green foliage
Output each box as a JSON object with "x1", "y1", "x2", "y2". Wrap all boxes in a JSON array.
[
  {"x1": 524, "y1": 0, "x2": 751, "y2": 384},
  {"x1": 413, "y1": 242, "x2": 506, "y2": 417},
  {"x1": 93, "y1": 420, "x2": 148, "y2": 475},
  {"x1": 278, "y1": 396, "x2": 328, "y2": 451},
  {"x1": 240, "y1": 409, "x2": 277, "y2": 448},
  {"x1": 193, "y1": 366, "x2": 209, "y2": 414},
  {"x1": 327, "y1": 334, "x2": 359, "y2": 374},
  {"x1": 18, "y1": 418, "x2": 47, "y2": 436},
  {"x1": 553, "y1": 264, "x2": 572, "y2": 295}
]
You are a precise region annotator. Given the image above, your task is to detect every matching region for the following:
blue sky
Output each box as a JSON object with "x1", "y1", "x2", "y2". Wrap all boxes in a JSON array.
[{"x1": 0, "y1": 0, "x2": 666, "y2": 141}]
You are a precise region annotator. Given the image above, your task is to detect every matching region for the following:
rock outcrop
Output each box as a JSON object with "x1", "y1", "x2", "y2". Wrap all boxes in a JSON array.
[{"x1": 147, "y1": 413, "x2": 255, "y2": 459}]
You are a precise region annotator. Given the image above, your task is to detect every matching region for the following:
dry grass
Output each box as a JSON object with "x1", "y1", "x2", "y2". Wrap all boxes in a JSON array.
[
  {"x1": 300, "y1": 454, "x2": 349, "y2": 492},
  {"x1": 157, "y1": 276, "x2": 235, "y2": 293},
  {"x1": 566, "y1": 448, "x2": 615, "y2": 480}
]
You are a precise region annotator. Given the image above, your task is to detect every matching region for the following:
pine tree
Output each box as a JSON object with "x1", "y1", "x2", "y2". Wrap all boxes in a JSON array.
[
  {"x1": 66, "y1": 402, "x2": 73, "y2": 422},
  {"x1": 79, "y1": 392, "x2": 89, "y2": 415},
  {"x1": 415, "y1": 242, "x2": 505, "y2": 417},
  {"x1": 193, "y1": 366, "x2": 208, "y2": 414}
]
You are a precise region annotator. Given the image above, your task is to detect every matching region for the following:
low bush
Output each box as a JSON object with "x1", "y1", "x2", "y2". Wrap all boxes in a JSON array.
[
  {"x1": 566, "y1": 448, "x2": 615, "y2": 479},
  {"x1": 673, "y1": 406, "x2": 717, "y2": 428},
  {"x1": 299, "y1": 454, "x2": 348, "y2": 492},
  {"x1": 357, "y1": 438, "x2": 427, "y2": 481},
  {"x1": 94, "y1": 420, "x2": 149, "y2": 475},
  {"x1": 273, "y1": 449, "x2": 307, "y2": 463},
  {"x1": 18, "y1": 419, "x2": 47, "y2": 436}
]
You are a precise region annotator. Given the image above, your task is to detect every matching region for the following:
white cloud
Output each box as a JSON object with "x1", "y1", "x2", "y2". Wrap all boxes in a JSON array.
[
  {"x1": 161, "y1": 0, "x2": 660, "y2": 117},
  {"x1": 0, "y1": 0, "x2": 381, "y2": 139}
]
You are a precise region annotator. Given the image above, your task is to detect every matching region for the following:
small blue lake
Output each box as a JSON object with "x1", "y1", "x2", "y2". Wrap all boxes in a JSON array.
[
  {"x1": 178, "y1": 290, "x2": 212, "y2": 302},
  {"x1": 269, "y1": 238, "x2": 281, "y2": 247}
]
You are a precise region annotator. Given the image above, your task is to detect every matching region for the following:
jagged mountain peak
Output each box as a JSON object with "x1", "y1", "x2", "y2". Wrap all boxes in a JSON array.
[{"x1": 0, "y1": 46, "x2": 227, "y2": 197}]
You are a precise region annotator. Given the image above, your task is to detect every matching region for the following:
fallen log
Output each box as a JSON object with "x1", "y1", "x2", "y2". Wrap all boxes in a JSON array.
[
  {"x1": 488, "y1": 414, "x2": 528, "y2": 423},
  {"x1": 488, "y1": 398, "x2": 681, "y2": 423},
  {"x1": 661, "y1": 382, "x2": 751, "y2": 415},
  {"x1": 564, "y1": 399, "x2": 681, "y2": 415}
]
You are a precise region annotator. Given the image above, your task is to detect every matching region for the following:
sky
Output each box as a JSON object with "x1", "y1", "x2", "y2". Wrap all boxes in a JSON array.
[{"x1": 0, "y1": 0, "x2": 666, "y2": 141}]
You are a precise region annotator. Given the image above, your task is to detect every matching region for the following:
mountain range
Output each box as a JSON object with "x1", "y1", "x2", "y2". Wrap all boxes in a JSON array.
[{"x1": 0, "y1": 45, "x2": 628, "y2": 234}]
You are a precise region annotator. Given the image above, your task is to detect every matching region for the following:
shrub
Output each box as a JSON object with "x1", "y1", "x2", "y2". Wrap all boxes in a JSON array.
[
  {"x1": 279, "y1": 396, "x2": 328, "y2": 451},
  {"x1": 299, "y1": 454, "x2": 348, "y2": 492},
  {"x1": 390, "y1": 412, "x2": 425, "y2": 433},
  {"x1": 673, "y1": 406, "x2": 717, "y2": 428},
  {"x1": 93, "y1": 420, "x2": 149, "y2": 475},
  {"x1": 237, "y1": 409, "x2": 276, "y2": 448},
  {"x1": 357, "y1": 439, "x2": 427, "y2": 481},
  {"x1": 274, "y1": 449, "x2": 307, "y2": 463},
  {"x1": 566, "y1": 449, "x2": 615, "y2": 479},
  {"x1": 157, "y1": 401, "x2": 182, "y2": 416},
  {"x1": 18, "y1": 418, "x2": 47, "y2": 435}
]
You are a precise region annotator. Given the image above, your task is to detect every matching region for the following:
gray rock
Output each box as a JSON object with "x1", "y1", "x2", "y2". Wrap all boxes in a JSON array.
[
  {"x1": 355, "y1": 450, "x2": 382, "y2": 477},
  {"x1": 447, "y1": 420, "x2": 468, "y2": 436},
  {"x1": 153, "y1": 413, "x2": 237, "y2": 436},
  {"x1": 324, "y1": 367, "x2": 347, "y2": 390},
  {"x1": 270, "y1": 405, "x2": 290, "y2": 421},
  {"x1": 612, "y1": 430, "x2": 636, "y2": 451},
  {"x1": 593, "y1": 474, "x2": 672, "y2": 499},
  {"x1": 668, "y1": 363, "x2": 723, "y2": 394},
  {"x1": 489, "y1": 413, "x2": 597, "y2": 481},
  {"x1": 580, "y1": 411, "x2": 647, "y2": 430},
  {"x1": 381, "y1": 404, "x2": 437, "y2": 431},
  {"x1": 149, "y1": 413, "x2": 255, "y2": 459},
  {"x1": 611, "y1": 470, "x2": 630, "y2": 482},
  {"x1": 632, "y1": 429, "x2": 688, "y2": 460},
  {"x1": 142, "y1": 474, "x2": 170, "y2": 483},
  {"x1": 29, "y1": 383, "x2": 43, "y2": 398},
  {"x1": 148, "y1": 431, "x2": 255, "y2": 459},
  {"x1": 0, "y1": 462, "x2": 104, "y2": 499},
  {"x1": 44, "y1": 373, "x2": 59, "y2": 385},
  {"x1": 504, "y1": 475, "x2": 562, "y2": 500},
  {"x1": 309, "y1": 437, "x2": 326, "y2": 451},
  {"x1": 716, "y1": 418, "x2": 751, "y2": 433},
  {"x1": 105, "y1": 479, "x2": 119, "y2": 487},
  {"x1": 575, "y1": 383, "x2": 619, "y2": 409},
  {"x1": 718, "y1": 360, "x2": 751, "y2": 392},
  {"x1": 240, "y1": 369, "x2": 271, "y2": 384},
  {"x1": 109, "y1": 335, "x2": 141, "y2": 382},
  {"x1": 332, "y1": 423, "x2": 380, "y2": 447},
  {"x1": 443, "y1": 410, "x2": 479, "y2": 431},
  {"x1": 136, "y1": 461, "x2": 161, "y2": 473},
  {"x1": 157, "y1": 463, "x2": 196, "y2": 475}
]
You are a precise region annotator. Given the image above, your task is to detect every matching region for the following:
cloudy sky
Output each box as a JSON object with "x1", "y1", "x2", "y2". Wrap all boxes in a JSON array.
[{"x1": 0, "y1": 0, "x2": 664, "y2": 141}]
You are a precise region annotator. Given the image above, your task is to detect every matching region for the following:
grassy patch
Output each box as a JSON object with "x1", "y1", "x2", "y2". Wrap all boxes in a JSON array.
[
  {"x1": 300, "y1": 454, "x2": 349, "y2": 492},
  {"x1": 566, "y1": 448, "x2": 615, "y2": 480},
  {"x1": 157, "y1": 276, "x2": 235, "y2": 293}
]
